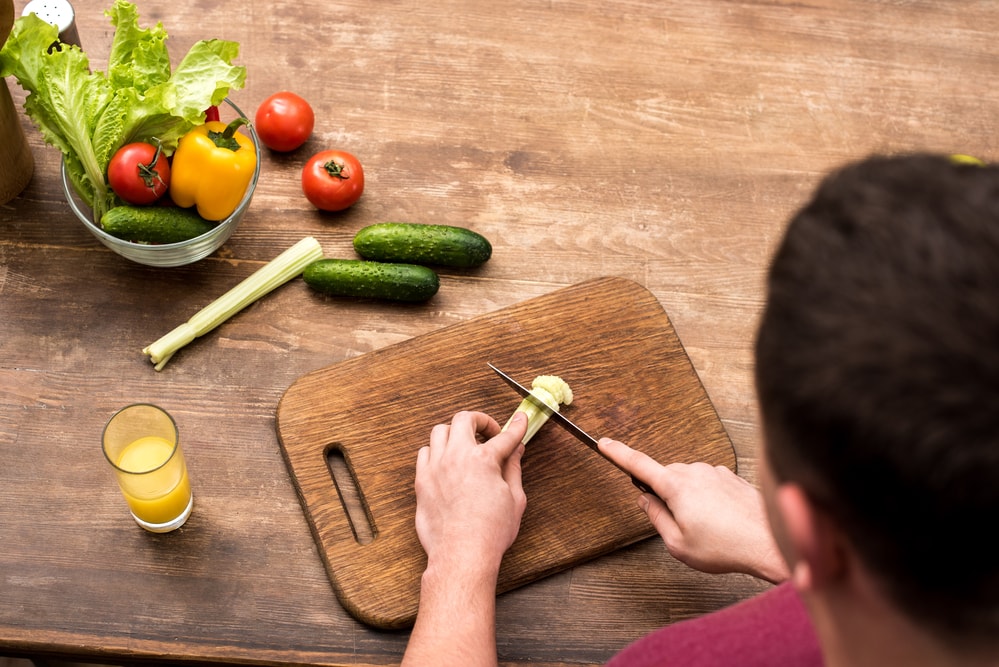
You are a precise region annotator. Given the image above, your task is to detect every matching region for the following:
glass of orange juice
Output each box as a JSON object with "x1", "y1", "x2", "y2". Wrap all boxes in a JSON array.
[{"x1": 102, "y1": 404, "x2": 193, "y2": 533}]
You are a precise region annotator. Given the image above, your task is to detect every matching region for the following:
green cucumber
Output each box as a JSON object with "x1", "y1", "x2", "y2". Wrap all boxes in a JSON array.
[
  {"x1": 353, "y1": 222, "x2": 492, "y2": 268},
  {"x1": 101, "y1": 205, "x2": 215, "y2": 244},
  {"x1": 303, "y1": 259, "x2": 440, "y2": 302}
]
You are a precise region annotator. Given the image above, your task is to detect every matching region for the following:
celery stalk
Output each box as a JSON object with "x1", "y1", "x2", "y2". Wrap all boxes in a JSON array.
[
  {"x1": 142, "y1": 236, "x2": 324, "y2": 370},
  {"x1": 502, "y1": 375, "x2": 573, "y2": 444}
]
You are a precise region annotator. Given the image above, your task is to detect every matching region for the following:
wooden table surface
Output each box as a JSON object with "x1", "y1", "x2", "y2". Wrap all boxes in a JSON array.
[{"x1": 2, "y1": 1, "x2": 996, "y2": 665}]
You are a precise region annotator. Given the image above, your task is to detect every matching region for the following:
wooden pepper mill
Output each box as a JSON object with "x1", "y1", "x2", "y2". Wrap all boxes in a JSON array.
[{"x1": 1, "y1": 0, "x2": 35, "y2": 205}]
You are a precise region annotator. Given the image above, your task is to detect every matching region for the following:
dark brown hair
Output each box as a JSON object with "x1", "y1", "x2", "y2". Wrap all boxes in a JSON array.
[{"x1": 755, "y1": 154, "x2": 999, "y2": 647}]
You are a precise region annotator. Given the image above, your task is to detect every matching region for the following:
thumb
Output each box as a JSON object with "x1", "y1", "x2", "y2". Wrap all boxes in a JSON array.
[
  {"x1": 494, "y1": 411, "x2": 528, "y2": 457},
  {"x1": 500, "y1": 410, "x2": 527, "y2": 446}
]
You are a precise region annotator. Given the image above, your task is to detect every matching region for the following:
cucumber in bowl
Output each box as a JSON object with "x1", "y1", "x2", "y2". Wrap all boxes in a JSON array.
[{"x1": 101, "y1": 206, "x2": 216, "y2": 244}]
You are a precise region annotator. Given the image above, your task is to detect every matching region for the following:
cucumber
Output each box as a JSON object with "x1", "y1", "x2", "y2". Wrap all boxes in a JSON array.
[
  {"x1": 303, "y1": 259, "x2": 440, "y2": 302},
  {"x1": 101, "y1": 205, "x2": 215, "y2": 244},
  {"x1": 353, "y1": 222, "x2": 492, "y2": 268}
]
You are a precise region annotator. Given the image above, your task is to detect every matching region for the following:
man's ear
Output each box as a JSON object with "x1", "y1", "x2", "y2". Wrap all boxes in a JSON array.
[{"x1": 774, "y1": 483, "x2": 848, "y2": 593}]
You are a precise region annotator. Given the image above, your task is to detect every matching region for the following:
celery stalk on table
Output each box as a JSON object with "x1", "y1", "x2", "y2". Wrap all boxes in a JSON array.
[{"x1": 142, "y1": 236, "x2": 324, "y2": 371}]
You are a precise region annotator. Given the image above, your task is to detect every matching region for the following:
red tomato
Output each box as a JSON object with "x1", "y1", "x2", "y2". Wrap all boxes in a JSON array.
[
  {"x1": 302, "y1": 150, "x2": 365, "y2": 211},
  {"x1": 107, "y1": 142, "x2": 171, "y2": 205},
  {"x1": 254, "y1": 91, "x2": 315, "y2": 152}
]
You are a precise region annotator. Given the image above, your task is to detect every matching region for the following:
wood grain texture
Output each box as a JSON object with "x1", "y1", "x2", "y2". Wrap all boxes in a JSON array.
[
  {"x1": 277, "y1": 277, "x2": 734, "y2": 628},
  {"x1": 2, "y1": 0, "x2": 998, "y2": 664}
]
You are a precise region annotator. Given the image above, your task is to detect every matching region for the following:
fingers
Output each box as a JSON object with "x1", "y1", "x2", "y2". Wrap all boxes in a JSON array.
[
  {"x1": 447, "y1": 410, "x2": 500, "y2": 443},
  {"x1": 501, "y1": 440, "x2": 526, "y2": 503},
  {"x1": 414, "y1": 444, "x2": 431, "y2": 490},
  {"x1": 426, "y1": 411, "x2": 526, "y2": 464},
  {"x1": 600, "y1": 437, "x2": 688, "y2": 557},
  {"x1": 416, "y1": 444, "x2": 431, "y2": 469},
  {"x1": 639, "y1": 492, "x2": 680, "y2": 543},
  {"x1": 598, "y1": 438, "x2": 666, "y2": 495},
  {"x1": 426, "y1": 423, "x2": 450, "y2": 466}
]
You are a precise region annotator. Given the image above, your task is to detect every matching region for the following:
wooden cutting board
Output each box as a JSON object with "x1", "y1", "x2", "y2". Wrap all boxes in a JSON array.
[{"x1": 275, "y1": 276, "x2": 735, "y2": 629}]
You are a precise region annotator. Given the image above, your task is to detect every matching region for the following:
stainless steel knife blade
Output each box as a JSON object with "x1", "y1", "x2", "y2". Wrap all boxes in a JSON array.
[{"x1": 488, "y1": 363, "x2": 653, "y2": 493}]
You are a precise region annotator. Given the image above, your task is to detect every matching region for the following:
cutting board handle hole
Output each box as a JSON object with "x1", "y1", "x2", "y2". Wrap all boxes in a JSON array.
[{"x1": 325, "y1": 446, "x2": 375, "y2": 545}]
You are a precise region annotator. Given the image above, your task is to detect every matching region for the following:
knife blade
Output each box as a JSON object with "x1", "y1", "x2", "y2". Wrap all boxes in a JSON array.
[{"x1": 488, "y1": 363, "x2": 653, "y2": 494}]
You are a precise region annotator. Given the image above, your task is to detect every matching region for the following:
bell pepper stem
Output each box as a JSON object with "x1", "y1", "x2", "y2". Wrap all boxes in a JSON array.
[{"x1": 208, "y1": 117, "x2": 251, "y2": 151}]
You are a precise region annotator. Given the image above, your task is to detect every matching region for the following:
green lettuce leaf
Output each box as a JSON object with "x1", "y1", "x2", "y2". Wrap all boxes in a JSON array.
[
  {"x1": 1, "y1": 15, "x2": 112, "y2": 216},
  {"x1": 0, "y1": 0, "x2": 246, "y2": 222},
  {"x1": 118, "y1": 39, "x2": 247, "y2": 151},
  {"x1": 105, "y1": 0, "x2": 171, "y2": 91}
]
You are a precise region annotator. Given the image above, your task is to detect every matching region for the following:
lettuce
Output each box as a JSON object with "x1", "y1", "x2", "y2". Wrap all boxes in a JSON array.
[{"x1": 0, "y1": 0, "x2": 245, "y2": 222}]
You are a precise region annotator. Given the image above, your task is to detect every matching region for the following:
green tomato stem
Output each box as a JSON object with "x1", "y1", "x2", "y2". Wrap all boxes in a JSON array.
[{"x1": 323, "y1": 159, "x2": 349, "y2": 180}]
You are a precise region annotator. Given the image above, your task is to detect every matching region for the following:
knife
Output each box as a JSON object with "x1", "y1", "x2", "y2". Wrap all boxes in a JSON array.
[{"x1": 488, "y1": 363, "x2": 654, "y2": 494}]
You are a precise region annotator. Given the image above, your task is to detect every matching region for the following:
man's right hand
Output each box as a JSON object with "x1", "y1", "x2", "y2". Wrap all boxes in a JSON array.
[{"x1": 599, "y1": 438, "x2": 790, "y2": 584}]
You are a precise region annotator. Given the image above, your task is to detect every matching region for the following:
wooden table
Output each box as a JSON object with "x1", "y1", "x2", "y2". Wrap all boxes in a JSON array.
[{"x1": 2, "y1": 1, "x2": 996, "y2": 665}]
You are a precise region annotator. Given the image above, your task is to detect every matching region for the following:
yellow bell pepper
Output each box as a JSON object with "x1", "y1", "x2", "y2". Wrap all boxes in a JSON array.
[{"x1": 170, "y1": 118, "x2": 257, "y2": 221}]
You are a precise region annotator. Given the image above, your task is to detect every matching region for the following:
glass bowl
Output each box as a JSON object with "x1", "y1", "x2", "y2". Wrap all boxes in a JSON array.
[{"x1": 61, "y1": 98, "x2": 261, "y2": 268}]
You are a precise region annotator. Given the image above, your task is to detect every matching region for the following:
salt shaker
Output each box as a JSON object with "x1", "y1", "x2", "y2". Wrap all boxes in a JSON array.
[
  {"x1": 21, "y1": 0, "x2": 80, "y2": 48},
  {"x1": 1, "y1": 0, "x2": 35, "y2": 205}
]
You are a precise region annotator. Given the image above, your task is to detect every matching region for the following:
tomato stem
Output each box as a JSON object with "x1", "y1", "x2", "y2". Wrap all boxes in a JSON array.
[
  {"x1": 323, "y1": 159, "x2": 349, "y2": 180},
  {"x1": 138, "y1": 139, "x2": 167, "y2": 190}
]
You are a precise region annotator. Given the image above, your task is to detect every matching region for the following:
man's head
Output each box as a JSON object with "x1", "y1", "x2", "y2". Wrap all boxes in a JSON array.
[{"x1": 754, "y1": 154, "x2": 999, "y2": 649}]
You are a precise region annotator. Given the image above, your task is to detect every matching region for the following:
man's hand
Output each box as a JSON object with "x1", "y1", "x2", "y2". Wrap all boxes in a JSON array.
[
  {"x1": 403, "y1": 410, "x2": 529, "y2": 667},
  {"x1": 599, "y1": 438, "x2": 789, "y2": 584},
  {"x1": 414, "y1": 410, "x2": 528, "y2": 573}
]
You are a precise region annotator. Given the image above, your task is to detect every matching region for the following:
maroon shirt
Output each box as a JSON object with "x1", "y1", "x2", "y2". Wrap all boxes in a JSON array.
[{"x1": 606, "y1": 583, "x2": 823, "y2": 667}]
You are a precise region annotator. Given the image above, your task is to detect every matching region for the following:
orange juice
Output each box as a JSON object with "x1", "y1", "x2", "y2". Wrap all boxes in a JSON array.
[{"x1": 116, "y1": 435, "x2": 192, "y2": 526}]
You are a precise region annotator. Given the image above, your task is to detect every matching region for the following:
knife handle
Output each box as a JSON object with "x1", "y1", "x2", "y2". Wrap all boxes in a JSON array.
[{"x1": 631, "y1": 475, "x2": 654, "y2": 495}]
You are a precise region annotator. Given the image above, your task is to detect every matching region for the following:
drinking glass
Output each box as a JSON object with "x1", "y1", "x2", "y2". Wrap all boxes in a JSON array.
[{"x1": 102, "y1": 404, "x2": 192, "y2": 533}]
